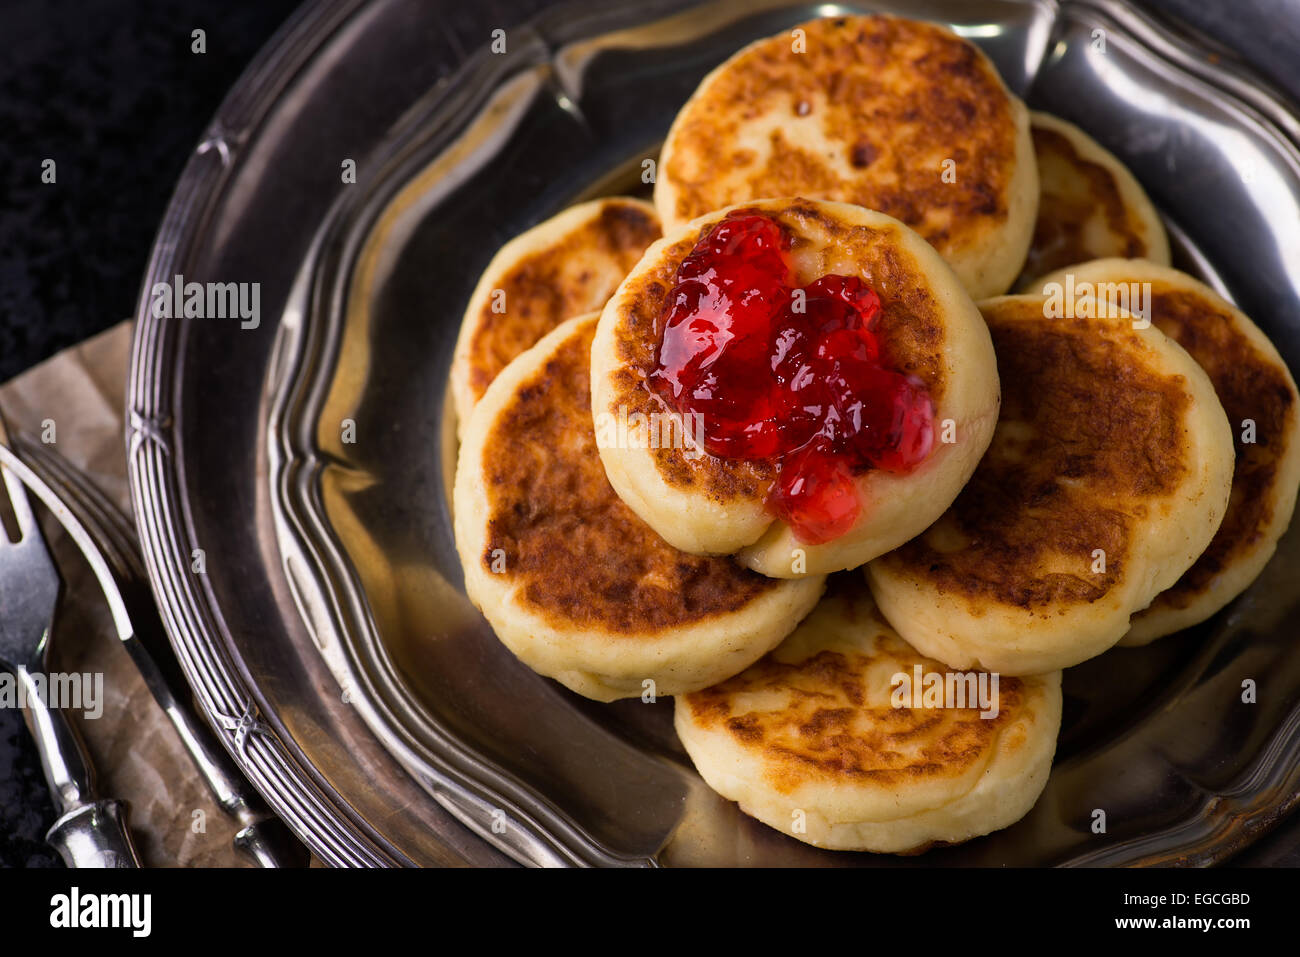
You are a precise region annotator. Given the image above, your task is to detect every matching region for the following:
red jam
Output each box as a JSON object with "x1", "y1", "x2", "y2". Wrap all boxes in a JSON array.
[{"x1": 649, "y1": 210, "x2": 934, "y2": 545}]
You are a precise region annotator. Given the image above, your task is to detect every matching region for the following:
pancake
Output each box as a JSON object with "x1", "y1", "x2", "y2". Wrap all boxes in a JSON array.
[
  {"x1": 655, "y1": 14, "x2": 1038, "y2": 299},
  {"x1": 451, "y1": 197, "x2": 660, "y2": 436},
  {"x1": 590, "y1": 197, "x2": 1000, "y2": 579},
  {"x1": 1015, "y1": 112, "x2": 1170, "y2": 288},
  {"x1": 865, "y1": 293, "x2": 1235, "y2": 675},
  {"x1": 675, "y1": 585, "x2": 1062, "y2": 853},
  {"x1": 454, "y1": 313, "x2": 825, "y2": 702},
  {"x1": 1036, "y1": 259, "x2": 1300, "y2": 644}
]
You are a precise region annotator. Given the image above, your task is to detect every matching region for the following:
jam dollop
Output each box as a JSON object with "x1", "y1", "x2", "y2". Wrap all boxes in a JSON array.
[{"x1": 649, "y1": 210, "x2": 935, "y2": 545}]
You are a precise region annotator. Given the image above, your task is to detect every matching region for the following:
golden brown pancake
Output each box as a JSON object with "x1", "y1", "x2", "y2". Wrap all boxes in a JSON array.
[
  {"x1": 865, "y1": 293, "x2": 1235, "y2": 674},
  {"x1": 590, "y1": 198, "x2": 1000, "y2": 578},
  {"x1": 454, "y1": 313, "x2": 824, "y2": 701},
  {"x1": 675, "y1": 584, "x2": 1062, "y2": 853},
  {"x1": 1036, "y1": 259, "x2": 1300, "y2": 643},
  {"x1": 656, "y1": 14, "x2": 1038, "y2": 298},
  {"x1": 451, "y1": 197, "x2": 660, "y2": 435},
  {"x1": 1015, "y1": 112, "x2": 1169, "y2": 288}
]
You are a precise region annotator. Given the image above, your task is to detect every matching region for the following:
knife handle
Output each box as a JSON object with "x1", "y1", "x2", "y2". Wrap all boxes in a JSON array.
[
  {"x1": 143, "y1": 645, "x2": 309, "y2": 867},
  {"x1": 46, "y1": 800, "x2": 142, "y2": 868}
]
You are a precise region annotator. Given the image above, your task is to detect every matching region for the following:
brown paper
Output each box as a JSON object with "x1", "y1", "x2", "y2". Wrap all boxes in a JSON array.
[{"x1": 0, "y1": 320, "x2": 265, "y2": 867}]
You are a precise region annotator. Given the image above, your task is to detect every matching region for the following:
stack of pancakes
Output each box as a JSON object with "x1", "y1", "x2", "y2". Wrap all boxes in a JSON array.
[{"x1": 450, "y1": 14, "x2": 1300, "y2": 855}]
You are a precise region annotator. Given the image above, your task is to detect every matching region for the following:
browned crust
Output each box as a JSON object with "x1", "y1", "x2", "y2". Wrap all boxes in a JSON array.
[
  {"x1": 609, "y1": 199, "x2": 949, "y2": 501},
  {"x1": 1019, "y1": 126, "x2": 1149, "y2": 283},
  {"x1": 1140, "y1": 286, "x2": 1297, "y2": 609},
  {"x1": 876, "y1": 300, "x2": 1190, "y2": 609},
  {"x1": 663, "y1": 15, "x2": 1019, "y2": 262},
  {"x1": 467, "y1": 202, "x2": 660, "y2": 402},
  {"x1": 482, "y1": 321, "x2": 779, "y2": 632},
  {"x1": 681, "y1": 586, "x2": 1027, "y2": 795}
]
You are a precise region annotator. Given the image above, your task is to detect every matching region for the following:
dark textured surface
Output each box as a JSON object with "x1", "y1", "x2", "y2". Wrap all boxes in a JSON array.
[
  {"x1": 0, "y1": 0, "x2": 302, "y2": 868},
  {"x1": 0, "y1": 0, "x2": 1297, "y2": 867}
]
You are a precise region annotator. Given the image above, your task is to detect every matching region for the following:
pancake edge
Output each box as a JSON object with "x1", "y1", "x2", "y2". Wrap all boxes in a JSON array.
[
  {"x1": 865, "y1": 292, "x2": 1235, "y2": 674},
  {"x1": 450, "y1": 196, "x2": 658, "y2": 440},
  {"x1": 454, "y1": 312, "x2": 826, "y2": 701},
  {"x1": 673, "y1": 593, "x2": 1063, "y2": 853},
  {"x1": 1036, "y1": 258, "x2": 1300, "y2": 644},
  {"x1": 1017, "y1": 111, "x2": 1171, "y2": 290},
  {"x1": 654, "y1": 14, "x2": 1039, "y2": 299}
]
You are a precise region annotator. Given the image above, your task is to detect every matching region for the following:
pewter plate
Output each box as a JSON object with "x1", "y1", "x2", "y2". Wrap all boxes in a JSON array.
[{"x1": 130, "y1": 0, "x2": 1300, "y2": 866}]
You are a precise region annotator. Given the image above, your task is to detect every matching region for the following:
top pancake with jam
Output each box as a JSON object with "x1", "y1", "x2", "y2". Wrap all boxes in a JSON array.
[{"x1": 590, "y1": 198, "x2": 1001, "y2": 579}]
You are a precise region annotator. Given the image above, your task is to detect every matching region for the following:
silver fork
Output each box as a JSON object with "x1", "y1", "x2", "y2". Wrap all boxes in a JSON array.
[
  {"x1": 0, "y1": 444, "x2": 141, "y2": 868},
  {"x1": 10, "y1": 434, "x2": 309, "y2": 867}
]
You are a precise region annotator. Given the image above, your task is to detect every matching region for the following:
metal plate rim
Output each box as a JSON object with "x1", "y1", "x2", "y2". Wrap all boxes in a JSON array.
[{"x1": 129, "y1": 0, "x2": 1300, "y2": 867}]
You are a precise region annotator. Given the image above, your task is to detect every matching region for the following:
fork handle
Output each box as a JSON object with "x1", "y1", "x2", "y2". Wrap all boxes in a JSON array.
[
  {"x1": 19, "y1": 664, "x2": 98, "y2": 812},
  {"x1": 46, "y1": 801, "x2": 142, "y2": 868},
  {"x1": 235, "y1": 814, "x2": 310, "y2": 868},
  {"x1": 17, "y1": 665, "x2": 142, "y2": 867}
]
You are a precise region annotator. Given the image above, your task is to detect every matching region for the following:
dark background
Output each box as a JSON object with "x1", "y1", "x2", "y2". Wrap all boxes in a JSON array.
[{"x1": 1, "y1": 0, "x2": 1298, "y2": 867}]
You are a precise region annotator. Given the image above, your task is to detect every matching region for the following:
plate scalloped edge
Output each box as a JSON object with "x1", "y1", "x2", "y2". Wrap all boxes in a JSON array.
[{"x1": 132, "y1": 0, "x2": 1300, "y2": 867}]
